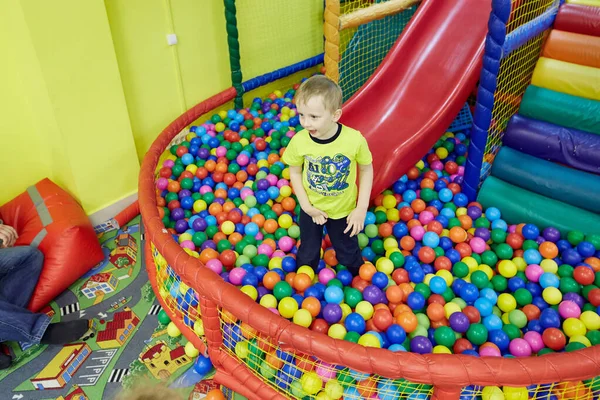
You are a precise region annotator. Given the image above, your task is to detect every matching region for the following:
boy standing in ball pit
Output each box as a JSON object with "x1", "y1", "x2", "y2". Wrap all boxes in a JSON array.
[{"x1": 282, "y1": 75, "x2": 373, "y2": 276}]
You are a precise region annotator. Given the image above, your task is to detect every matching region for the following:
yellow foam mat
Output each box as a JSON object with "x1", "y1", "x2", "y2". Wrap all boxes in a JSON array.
[{"x1": 532, "y1": 57, "x2": 600, "y2": 101}]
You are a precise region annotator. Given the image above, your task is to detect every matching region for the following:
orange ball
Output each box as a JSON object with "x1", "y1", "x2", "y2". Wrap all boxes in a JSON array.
[
  {"x1": 522, "y1": 304, "x2": 541, "y2": 321},
  {"x1": 418, "y1": 246, "x2": 436, "y2": 264},
  {"x1": 293, "y1": 273, "x2": 312, "y2": 292},
  {"x1": 302, "y1": 297, "x2": 321, "y2": 317},
  {"x1": 426, "y1": 303, "x2": 445, "y2": 322},
  {"x1": 373, "y1": 309, "x2": 394, "y2": 331},
  {"x1": 457, "y1": 215, "x2": 472, "y2": 230},
  {"x1": 281, "y1": 197, "x2": 296, "y2": 211},
  {"x1": 386, "y1": 285, "x2": 404, "y2": 303},
  {"x1": 200, "y1": 248, "x2": 219, "y2": 264},
  {"x1": 263, "y1": 219, "x2": 278, "y2": 234},
  {"x1": 539, "y1": 241, "x2": 559, "y2": 259},
  {"x1": 378, "y1": 223, "x2": 393, "y2": 238},
  {"x1": 285, "y1": 272, "x2": 296, "y2": 286},
  {"x1": 324, "y1": 250, "x2": 338, "y2": 266},
  {"x1": 411, "y1": 199, "x2": 426, "y2": 213},
  {"x1": 205, "y1": 389, "x2": 226, "y2": 400},
  {"x1": 449, "y1": 226, "x2": 468, "y2": 243},
  {"x1": 262, "y1": 271, "x2": 281, "y2": 290},
  {"x1": 357, "y1": 378, "x2": 378, "y2": 398},
  {"x1": 359, "y1": 263, "x2": 377, "y2": 282},
  {"x1": 396, "y1": 311, "x2": 418, "y2": 333},
  {"x1": 265, "y1": 351, "x2": 283, "y2": 369},
  {"x1": 400, "y1": 236, "x2": 416, "y2": 251}
]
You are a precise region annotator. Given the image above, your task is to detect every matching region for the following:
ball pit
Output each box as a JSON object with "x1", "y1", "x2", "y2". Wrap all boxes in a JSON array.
[{"x1": 140, "y1": 83, "x2": 600, "y2": 399}]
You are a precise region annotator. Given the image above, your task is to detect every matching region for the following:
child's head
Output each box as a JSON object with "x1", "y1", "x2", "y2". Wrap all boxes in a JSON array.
[
  {"x1": 114, "y1": 379, "x2": 184, "y2": 400},
  {"x1": 295, "y1": 75, "x2": 343, "y2": 140}
]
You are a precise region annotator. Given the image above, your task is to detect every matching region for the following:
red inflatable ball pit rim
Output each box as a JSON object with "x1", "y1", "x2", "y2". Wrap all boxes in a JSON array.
[{"x1": 138, "y1": 86, "x2": 600, "y2": 395}]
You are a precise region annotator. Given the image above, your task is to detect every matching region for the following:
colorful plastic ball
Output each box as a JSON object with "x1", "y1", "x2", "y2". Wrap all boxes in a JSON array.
[
  {"x1": 324, "y1": 286, "x2": 344, "y2": 304},
  {"x1": 194, "y1": 354, "x2": 214, "y2": 375},
  {"x1": 185, "y1": 341, "x2": 200, "y2": 358},
  {"x1": 580, "y1": 311, "x2": 600, "y2": 330},
  {"x1": 167, "y1": 321, "x2": 181, "y2": 337},
  {"x1": 563, "y1": 317, "x2": 587, "y2": 337},
  {"x1": 542, "y1": 287, "x2": 562, "y2": 305},
  {"x1": 410, "y1": 336, "x2": 433, "y2": 354},
  {"x1": 509, "y1": 338, "x2": 532, "y2": 357},
  {"x1": 558, "y1": 300, "x2": 581, "y2": 319},
  {"x1": 157, "y1": 310, "x2": 171, "y2": 325},
  {"x1": 278, "y1": 297, "x2": 299, "y2": 319}
]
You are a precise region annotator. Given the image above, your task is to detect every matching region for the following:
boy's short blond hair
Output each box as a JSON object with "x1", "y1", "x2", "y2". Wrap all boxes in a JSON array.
[{"x1": 296, "y1": 75, "x2": 343, "y2": 112}]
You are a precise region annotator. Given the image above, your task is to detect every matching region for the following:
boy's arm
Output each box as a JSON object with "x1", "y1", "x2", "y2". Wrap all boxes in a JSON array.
[
  {"x1": 289, "y1": 165, "x2": 328, "y2": 225},
  {"x1": 345, "y1": 163, "x2": 373, "y2": 237}
]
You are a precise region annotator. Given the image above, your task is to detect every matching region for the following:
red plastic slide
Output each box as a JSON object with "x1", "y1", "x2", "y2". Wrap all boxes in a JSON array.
[{"x1": 340, "y1": 0, "x2": 490, "y2": 197}]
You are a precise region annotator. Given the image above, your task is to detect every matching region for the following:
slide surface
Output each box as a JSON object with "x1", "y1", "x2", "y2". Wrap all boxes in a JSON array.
[{"x1": 340, "y1": 0, "x2": 490, "y2": 197}]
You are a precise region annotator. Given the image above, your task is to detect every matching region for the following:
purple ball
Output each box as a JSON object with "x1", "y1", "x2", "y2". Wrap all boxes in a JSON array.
[
  {"x1": 467, "y1": 206, "x2": 482, "y2": 220},
  {"x1": 198, "y1": 148, "x2": 210, "y2": 159},
  {"x1": 201, "y1": 240, "x2": 217, "y2": 251},
  {"x1": 257, "y1": 179, "x2": 270, "y2": 191},
  {"x1": 171, "y1": 208, "x2": 185, "y2": 221},
  {"x1": 535, "y1": 236, "x2": 545, "y2": 245},
  {"x1": 257, "y1": 286, "x2": 269, "y2": 299},
  {"x1": 221, "y1": 272, "x2": 230, "y2": 282},
  {"x1": 410, "y1": 336, "x2": 433, "y2": 354},
  {"x1": 449, "y1": 312, "x2": 470, "y2": 333},
  {"x1": 322, "y1": 303, "x2": 342, "y2": 324},
  {"x1": 192, "y1": 218, "x2": 207, "y2": 232},
  {"x1": 563, "y1": 292, "x2": 585, "y2": 309},
  {"x1": 363, "y1": 285, "x2": 384, "y2": 305},
  {"x1": 474, "y1": 228, "x2": 491, "y2": 242},
  {"x1": 179, "y1": 189, "x2": 192, "y2": 199},
  {"x1": 542, "y1": 227, "x2": 561, "y2": 243},
  {"x1": 214, "y1": 197, "x2": 225, "y2": 205},
  {"x1": 175, "y1": 219, "x2": 189, "y2": 233}
]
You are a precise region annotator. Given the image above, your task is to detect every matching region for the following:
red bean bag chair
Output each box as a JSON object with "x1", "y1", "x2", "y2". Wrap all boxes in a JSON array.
[{"x1": 0, "y1": 178, "x2": 104, "y2": 312}]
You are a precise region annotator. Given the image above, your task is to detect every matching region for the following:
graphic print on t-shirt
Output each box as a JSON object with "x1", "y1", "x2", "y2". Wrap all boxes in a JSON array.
[{"x1": 305, "y1": 153, "x2": 351, "y2": 196}]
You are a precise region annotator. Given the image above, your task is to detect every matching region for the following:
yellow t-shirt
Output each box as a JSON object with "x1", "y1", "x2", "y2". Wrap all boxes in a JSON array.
[{"x1": 281, "y1": 123, "x2": 373, "y2": 219}]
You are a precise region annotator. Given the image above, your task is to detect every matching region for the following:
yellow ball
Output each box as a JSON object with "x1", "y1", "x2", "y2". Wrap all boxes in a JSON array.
[
  {"x1": 386, "y1": 208, "x2": 400, "y2": 222},
  {"x1": 376, "y1": 257, "x2": 394, "y2": 275},
  {"x1": 218, "y1": 110, "x2": 228, "y2": 119},
  {"x1": 260, "y1": 294, "x2": 278, "y2": 309},
  {"x1": 540, "y1": 259, "x2": 558, "y2": 274},
  {"x1": 328, "y1": 323, "x2": 347, "y2": 339},
  {"x1": 178, "y1": 233, "x2": 193, "y2": 244},
  {"x1": 463, "y1": 257, "x2": 479, "y2": 272},
  {"x1": 278, "y1": 214, "x2": 293, "y2": 229},
  {"x1": 498, "y1": 260, "x2": 517, "y2": 278},
  {"x1": 167, "y1": 322, "x2": 181, "y2": 337},
  {"x1": 278, "y1": 297, "x2": 299, "y2": 319},
  {"x1": 240, "y1": 285, "x2": 258, "y2": 301},
  {"x1": 293, "y1": 309, "x2": 313, "y2": 328},
  {"x1": 340, "y1": 303, "x2": 352, "y2": 322},
  {"x1": 444, "y1": 302, "x2": 461, "y2": 319},
  {"x1": 563, "y1": 317, "x2": 586, "y2": 337},
  {"x1": 456, "y1": 207, "x2": 468, "y2": 217},
  {"x1": 512, "y1": 257, "x2": 527, "y2": 272},
  {"x1": 282, "y1": 168, "x2": 290, "y2": 180},
  {"x1": 297, "y1": 266, "x2": 315, "y2": 280},
  {"x1": 235, "y1": 341, "x2": 249, "y2": 359},
  {"x1": 215, "y1": 122, "x2": 226, "y2": 132},
  {"x1": 280, "y1": 185, "x2": 292, "y2": 197},
  {"x1": 498, "y1": 293, "x2": 517, "y2": 313},
  {"x1": 433, "y1": 345, "x2": 451, "y2": 354},
  {"x1": 435, "y1": 147, "x2": 449, "y2": 159},
  {"x1": 501, "y1": 312, "x2": 511, "y2": 325},
  {"x1": 185, "y1": 164, "x2": 198, "y2": 174},
  {"x1": 358, "y1": 333, "x2": 381, "y2": 348},
  {"x1": 184, "y1": 341, "x2": 199, "y2": 358},
  {"x1": 239, "y1": 204, "x2": 249, "y2": 215},
  {"x1": 481, "y1": 386, "x2": 503, "y2": 400},
  {"x1": 383, "y1": 238, "x2": 399, "y2": 251},
  {"x1": 580, "y1": 311, "x2": 600, "y2": 331},
  {"x1": 239, "y1": 138, "x2": 249, "y2": 147},
  {"x1": 570, "y1": 335, "x2": 592, "y2": 347},
  {"x1": 221, "y1": 221, "x2": 235, "y2": 235},
  {"x1": 415, "y1": 160, "x2": 425, "y2": 169},
  {"x1": 436, "y1": 270, "x2": 454, "y2": 286},
  {"x1": 325, "y1": 380, "x2": 344, "y2": 399},
  {"x1": 374, "y1": 206, "x2": 387, "y2": 214},
  {"x1": 301, "y1": 372, "x2": 323, "y2": 395},
  {"x1": 478, "y1": 264, "x2": 494, "y2": 280},
  {"x1": 382, "y1": 194, "x2": 397, "y2": 209},
  {"x1": 193, "y1": 200, "x2": 207, "y2": 213},
  {"x1": 268, "y1": 257, "x2": 283, "y2": 270},
  {"x1": 503, "y1": 386, "x2": 528, "y2": 400},
  {"x1": 424, "y1": 274, "x2": 434, "y2": 285},
  {"x1": 193, "y1": 319, "x2": 204, "y2": 336},
  {"x1": 542, "y1": 287, "x2": 562, "y2": 305},
  {"x1": 355, "y1": 301, "x2": 374, "y2": 320}
]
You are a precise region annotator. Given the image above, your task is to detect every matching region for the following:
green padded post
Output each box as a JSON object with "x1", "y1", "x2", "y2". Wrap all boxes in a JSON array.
[
  {"x1": 478, "y1": 176, "x2": 600, "y2": 237},
  {"x1": 224, "y1": 0, "x2": 243, "y2": 109},
  {"x1": 520, "y1": 86, "x2": 600, "y2": 135}
]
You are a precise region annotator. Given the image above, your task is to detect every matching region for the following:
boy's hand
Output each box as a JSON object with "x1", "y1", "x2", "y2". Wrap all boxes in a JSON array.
[
  {"x1": 344, "y1": 208, "x2": 367, "y2": 237},
  {"x1": 0, "y1": 224, "x2": 18, "y2": 248},
  {"x1": 305, "y1": 206, "x2": 328, "y2": 226}
]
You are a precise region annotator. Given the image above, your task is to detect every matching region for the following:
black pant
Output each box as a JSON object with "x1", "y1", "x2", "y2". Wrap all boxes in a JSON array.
[{"x1": 296, "y1": 209, "x2": 363, "y2": 275}]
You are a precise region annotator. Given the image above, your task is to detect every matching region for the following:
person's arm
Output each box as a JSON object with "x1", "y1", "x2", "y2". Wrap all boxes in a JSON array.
[
  {"x1": 345, "y1": 162, "x2": 373, "y2": 237},
  {"x1": 289, "y1": 165, "x2": 328, "y2": 225}
]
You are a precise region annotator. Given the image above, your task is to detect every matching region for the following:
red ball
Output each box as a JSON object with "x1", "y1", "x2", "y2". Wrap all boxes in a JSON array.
[
  {"x1": 159, "y1": 167, "x2": 172, "y2": 178},
  {"x1": 310, "y1": 319, "x2": 329, "y2": 334},
  {"x1": 542, "y1": 327, "x2": 566, "y2": 351},
  {"x1": 445, "y1": 161, "x2": 458, "y2": 174},
  {"x1": 573, "y1": 266, "x2": 595, "y2": 286},
  {"x1": 392, "y1": 268, "x2": 409, "y2": 285},
  {"x1": 418, "y1": 246, "x2": 436, "y2": 264},
  {"x1": 372, "y1": 309, "x2": 394, "y2": 331},
  {"x1": 588, "y1": 288, "x2": 600, "y2": 307},
  {"x1": 176, "y1": 146, "x2": 188, "y2": 157},
  {"x1": 506, "y1": 233, "x2": 524, "y2": 250},
  {"x1": 219, "y1": 250, "x2": 237, "y2": 269},
  {"x1": 463, "y1": 306, "x2": 481, "y2": 323},
  {"x1": 399, "y1": 207, "x2": 414, "y2": 222},
  {"x1": 453, "y1": 338, "x2": 473, "y2": 354}
]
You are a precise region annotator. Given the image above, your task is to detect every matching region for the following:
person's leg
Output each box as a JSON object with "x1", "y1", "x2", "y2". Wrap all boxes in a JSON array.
[
  {"x1": 295, "y1": 209, "x2": 324, "y2": 270},
  {"x1": 0, "y1": 246, "x2": 44, "y2": 308},
  {"x1": 325, "y1": 217, "x2": 364, "y2": 276},
  {"x1": 0, "y1": 299, "x2": 51, "y2": 344}
]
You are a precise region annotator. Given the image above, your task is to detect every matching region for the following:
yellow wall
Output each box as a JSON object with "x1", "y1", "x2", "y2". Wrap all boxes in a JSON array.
[{"x1": 0, "y1": 0, "x2": 323, "y2": 216}]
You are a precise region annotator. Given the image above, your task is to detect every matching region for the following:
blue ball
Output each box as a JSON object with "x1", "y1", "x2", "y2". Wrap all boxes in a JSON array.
[
  {"x1": 429, "y1": 276, "x2": 447, "y2": 294},
  {"x1": 460, "y1": 283, "x2": 479, "y2": 303},
  {"x1": 407, "y1": 292, "x2": 426, "y2": 311},
  {"x1": 324, "y1": 286, "x2": 344, "y2": 304},
  {"x1": 423, "y1": 232, "x2": 440, "y2": 248},
  {"x1": 345, "y1": 312, "x2": 366, "y2": 334},
  {"x1": 372, "y1": 272, "x2": 389, "y2": 289},
  {"x1": 386, "y1": 324, "x2": 407, "y2": 344},
  {"x1": 337, "y1": 270, "x2": 353, "y2": 286},
  {"x1": 193, "y1": 355, "x2": 213, "y2": 375},
  {"x1": 521, "y1": 223, "x2": 540, "y2": 240},
  {"x1": 474, "y1": 298, "x2": 493, "y2": 317},
  {"x1": 488, "y1": 329, "x2": 509, "y2": 351}
]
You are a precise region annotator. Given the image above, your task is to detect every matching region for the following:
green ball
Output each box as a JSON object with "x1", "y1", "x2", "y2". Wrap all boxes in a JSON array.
[
  {"x1": 491, "y1": 229, "x2": 507, "y2": 243},
  {"x1": 169, "y1": 144, "x2": 179, "y2": 155},
  {"x1": 557, "y1": 264, "x2": 574, "y2": 278},
  {"x1": 371, "y1": 240, "x2": 385, "y2": 255},
  {"x1": 390, "y1": 252, "x2": 405, "y2": 268},
  {"x1": 586, "y1": 330, "x2": 600, "y2": 346},
  {"x1": 192, "y1": 232, "x2": 208, "y2": 247},
  {"x1": 165, "y1": 192, "x2": 178, "y2": 204},
  {"x1": 337, "y1": 369, "x2": 356, "y2": 387},
  {"x1": 474, "y1": 217, "x2": 490, "y2": 229},
  {"x1": 434, "y1": 247, "x2": 445, "y2": 258},
  {"x1": 471, "y1": 253, "x2": 482, "y2": 265},
  {"x1": 434, "y1": 326, "x2": 456, "y2": 347},
  {"x1": 495, "y1": 243, "x2": 514, "y2": 260},
  {"x1": 466, "y1": 323, "x2": 488, "y2": 345},
  {"x1": 522, "y1": 239, "x2": 538, "y2": 251},
  {"x1": 157, "y1": 310, "x2": 171, "y2": 325},
  {"x1": 288, "y1": 225, "x2": 300, "y2": 239},
  {"x1": 344, "y1": 288, "x2": 363, "y2": 308},
  {"x1": 327, "y1": 279, "x2": 343, "y2": 289},
  {"x1": 206, "y1": 225, "x2": 219, "y2": 239},
  {"x1": 192, "y1": 192, "x2": 202, "y2": 201},
  {"x1": 453, "y1": 262, "x2": 469, "y2": 278},
  {"x1": 420, "y1": 188, "x2": 436, "y2": 202},
  {"x1": 514, "y1": 288, "x2": 532, "y2": 306},
  {"x1": 180, "y1": 178, "x2": 193, "y2": 190},
  {"x1": 414, "y1": 283, "x2": 431, "y2": 299},
  {"x1": 508, "y1": 310, "x2": 527, "y2": 328},
  {"x1": 344, "y1": 331, "x2": 360, "y2": 343},
  {"x1": 274, "y1": 228, "x2": 287, "y2": 240},
  {"x1": 448, "y1": 218, "x2": 461, "y2": 229},
  {"x1": 203, "y1": 192, "x2": 215, "y2": 204},
  {"x1": 471, "y1": 271, "x2": 489, "y2": 289},
  {"x1": 502, "y1": 324, "x2": 521, "y2": 340},
  {"x1": 585, "y1": 233, "x2": 600, "y2": 250},
  {"x1": 273, "y1": 281, "x2": 292, "y2": 300},
  {"x1": 172, "y1": 164, "x2": 184, "y2": 177},
  {"x1": 481, "y1": 251, "x2": 498, "y2": 267},
  {"x1": 559, "y1": 277, "x2": 580, "y2": 294},
  {"x1": 217, "y1": 239, "x2": 232, "y2": 252},
  {"x1": 567, "y1": 230, "x2": 585, "y2": 246},
  {"x1": 235, "y1": 240, "x2": 248, "y2": 254},
  {"x1": 252, "y1": 254, "x2": 270, "y2": 267},
  {"x1": 375, "y1": 211, "x2": 387, "y2": 224},
  {"x1": 364, "y1": 224, "x2": 379, "y2": 238},
  {"x1": 537, "y1": 348, "x2": 554, "y2": 356},
  {"x1": 566, "y1": 342, "x2": 586, "y2": 352},
  {"x1": 442, "y1": 287, "x2": 455, "y2": 302}
]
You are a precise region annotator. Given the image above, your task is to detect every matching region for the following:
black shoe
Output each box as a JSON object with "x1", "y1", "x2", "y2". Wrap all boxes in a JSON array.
[
  {"x1": 0, "y1": 352, "x2": 12, "y2": 370},
  {"x1": 40, "y1": 319, "x2": 91, "y2": 345}
]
